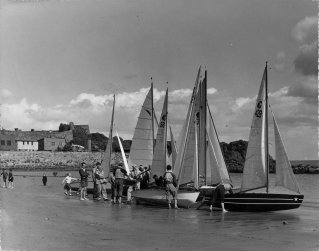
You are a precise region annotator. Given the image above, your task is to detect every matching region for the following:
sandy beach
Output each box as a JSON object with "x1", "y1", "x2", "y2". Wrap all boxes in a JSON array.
[{"x1": 1, "y1": 175, "x2": 319, "y2": 251}]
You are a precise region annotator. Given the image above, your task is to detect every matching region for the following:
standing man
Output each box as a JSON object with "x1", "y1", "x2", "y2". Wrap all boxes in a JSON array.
[
  {"x1": 92, "y1": 163, "x2": 99, "y2": 200},
  {"x1": 95, "y1": 162, "x2": 108, "y2": 201},
  {"x1": 79, "y1": 162, "x2": 90, "y2": 201},
  {"x1": 113, "y1": 163, "x2": 127, "y2": 204},
  {"x1": 163, "y1": 165, "x2": 178, "y2": 209},
  {"x1": 127, "y1": 165, "x2": 139, "y2": 203}
]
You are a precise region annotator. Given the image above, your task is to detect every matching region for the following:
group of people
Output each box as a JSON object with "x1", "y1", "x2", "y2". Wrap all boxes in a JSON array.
[
  {"x1": 60, "y1": 161, "x2": 232, "y2": 212},
  {"x1": 1, "y1": 169, "x2": 14, "y2": 189}
]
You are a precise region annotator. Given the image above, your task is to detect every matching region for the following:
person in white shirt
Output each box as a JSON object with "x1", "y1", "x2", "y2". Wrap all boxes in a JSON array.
[{"x1": 62, "y1": 173, "x2": 79, "y2": 196}]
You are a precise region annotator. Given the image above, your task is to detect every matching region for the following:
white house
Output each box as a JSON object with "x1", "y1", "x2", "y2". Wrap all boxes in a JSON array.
[{"x1": 16, "y1": 140, "x2": 38, "y2": 151}]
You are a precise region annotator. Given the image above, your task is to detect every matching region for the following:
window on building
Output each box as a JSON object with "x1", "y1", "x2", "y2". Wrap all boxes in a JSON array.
[
  {"x1": 27, "y1": 141, "x2": 29, "y2": 145},
  {"x1": 23, "y1": 141, "x2": 25, "y2": 145},
  {"x1": 52, "y1": 142, "x2": 55, "y2": 146},
  {"x1": 7, "y1": 140, "x2": 11, "y2": 146},
  {"x1": 31, "y1": 142, "x2": 33, "y2": 145},
  {"x1": 1, "y1": 140, "x2": 5, "y2": 146}
]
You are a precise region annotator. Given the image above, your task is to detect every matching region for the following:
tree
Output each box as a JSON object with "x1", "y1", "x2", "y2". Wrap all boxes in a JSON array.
[{"x1": 59, "y1": 123, "x2": 71, "y2": 132}]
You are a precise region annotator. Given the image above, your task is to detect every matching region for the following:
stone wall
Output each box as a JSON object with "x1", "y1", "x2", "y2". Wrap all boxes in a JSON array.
[{"x1": 0, "y1": 151, "x2": 103, "y2": 169}]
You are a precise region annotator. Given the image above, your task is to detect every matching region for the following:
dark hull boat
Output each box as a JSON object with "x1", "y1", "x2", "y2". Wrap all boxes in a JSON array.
[
  {"x1": 198, "y1": 63, "x2": 303, "y2": 212},
  {"x1": 223, "y1": 193, "x2": 304, "y2": 212}
]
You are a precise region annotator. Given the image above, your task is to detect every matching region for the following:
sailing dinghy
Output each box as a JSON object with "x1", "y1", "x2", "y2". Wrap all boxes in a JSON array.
[
  {"x1": 222, "y1": 63, "x2": 304, "y2": 211},
  {"x1": 132, "y1": 82, "x2": 201, "y2": 208}
]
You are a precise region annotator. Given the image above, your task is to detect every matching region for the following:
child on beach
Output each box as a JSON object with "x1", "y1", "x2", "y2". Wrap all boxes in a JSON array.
[
  {"x1": 8, "y1": 169, "x2": 14, "y2": 189},
  {"x1": 62, "y1": 173, "x2": 78, "y2": 196}
]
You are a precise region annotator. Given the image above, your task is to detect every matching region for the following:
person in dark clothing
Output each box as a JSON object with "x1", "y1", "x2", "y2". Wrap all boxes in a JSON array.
[
  {"x1": 8, "y1": 169, "x2": 14, "y2": 189},
  {"x1": 210, "y1": 183, "x2": 233, "y2": 213},
  {"x1": 42, "y1": 173, "x2": 47, "y2": 186},
  {"x1": 113, "y1": 163, "x2": 127, "y2": 204},
  {"x1": 141, "y1": 166, "x2": 150, "y2": 189},
  {"x1": 79, "y1": 162, "x2": 90, "y2": 201},
  {"x1": 152, "y1": 174, "x2": 163, "y2": 187},
  {"x1": 1, "y1": 169, "x2": 8, "y2": 188}
]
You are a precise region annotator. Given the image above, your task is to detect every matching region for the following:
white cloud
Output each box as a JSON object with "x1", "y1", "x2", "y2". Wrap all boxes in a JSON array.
[
  {"x1": 0, "y1": 89, "x2": 12, "y2": 98},
  {"x1": 292, "y1": 16, "x2": 317, "y2": 43},
  {"x1": 207, "y1": 88, "x2": 217, "y2": 95},
  {"x1": 231, "y1": 97, "x2": 253, "y2": 111}
]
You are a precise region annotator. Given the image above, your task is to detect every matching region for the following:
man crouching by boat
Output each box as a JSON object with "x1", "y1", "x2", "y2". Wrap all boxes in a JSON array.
[
  {"x1": 163, "y1": 165, "x2": 178, "y2": 209},
  {"x1": 210, "y1": 183, "x2": 233, "y2": 213}
]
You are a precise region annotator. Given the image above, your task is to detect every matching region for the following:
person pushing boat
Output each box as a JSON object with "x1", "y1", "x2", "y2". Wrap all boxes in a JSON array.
[{"x1": 163, "y1": 165, "x2": 178, "y2": 209}]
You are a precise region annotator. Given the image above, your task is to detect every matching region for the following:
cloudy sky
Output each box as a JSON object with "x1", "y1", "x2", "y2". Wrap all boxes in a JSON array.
[{"x1": 0, "y1": 0, "x2": 317, "y2": 160}]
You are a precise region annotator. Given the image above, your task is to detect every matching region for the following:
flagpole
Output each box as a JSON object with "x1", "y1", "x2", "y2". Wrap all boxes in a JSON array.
[{"x1": 265, "y1": 62, "x2": 269, "y2": 193}]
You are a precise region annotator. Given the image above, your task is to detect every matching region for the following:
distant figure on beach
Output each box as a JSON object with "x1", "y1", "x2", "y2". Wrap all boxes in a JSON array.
[
  {"x1": 113, "y1": 163, "x2": 127, "y2": 204},
  {"x1": 42, "y1": 173, "x2": 47, "y2": 186},
  {"x1": 1, "y1": 169, "x2": 8, "y2": 188},
  {"x1": 163, "y1": 165, "x2": 178, "y2": 209},
  {"x1": 94, "y1": 162, "x2": 108, "y2": 201},
  {"x1": 210, "y1": 183, "x2": 233, "y2": 213},
  {"x1": 62, "y1": 173, "x2": 78, "y2": 196},
  {"x1": 8, "y1": 169, "x2": 14, "y2": 189},
  {"x1": 79, "y1": 162, "x2": 90, "y2": 201}
]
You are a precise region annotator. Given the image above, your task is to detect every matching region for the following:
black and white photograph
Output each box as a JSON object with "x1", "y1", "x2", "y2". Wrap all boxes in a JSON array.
[{"x1": 0, "y1": 0, "x2": 318, "y2": 250}]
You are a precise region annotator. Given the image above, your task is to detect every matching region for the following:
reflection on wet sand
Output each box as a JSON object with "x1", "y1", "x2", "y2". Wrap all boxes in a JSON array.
[{"x1": 1, "y1": 174, "x2": 319, "y2": 251}]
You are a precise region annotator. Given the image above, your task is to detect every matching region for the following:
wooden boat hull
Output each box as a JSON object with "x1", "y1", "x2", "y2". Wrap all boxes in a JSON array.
[
  {"x1": 222, "y1": 193, "x2": 304, "y2": 212},
  {"x1": 132, "y1": 189, "x2": 200, "y2": 208}
]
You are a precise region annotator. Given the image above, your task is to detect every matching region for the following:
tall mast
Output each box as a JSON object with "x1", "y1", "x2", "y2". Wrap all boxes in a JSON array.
[
  {"x1": 151, "y1": 79, "x2": 155, "y2": 155},
  {"x1": 199, "y1": 70, "x2": 207, "y2": 185},
  {"x1": 164, "y1": 84, "x2": 168, "y2": 170},
  {"x1": 108, "y1": 94, "x2": 115, "y2": 170},
  {"x1": 265, "y1": 62, "x2": 269, "y2": 193}
]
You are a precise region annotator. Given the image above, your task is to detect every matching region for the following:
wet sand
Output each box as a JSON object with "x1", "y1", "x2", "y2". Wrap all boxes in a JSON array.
[{"x1": 1, "y1": 176, "x2": 319, "y2": 251}]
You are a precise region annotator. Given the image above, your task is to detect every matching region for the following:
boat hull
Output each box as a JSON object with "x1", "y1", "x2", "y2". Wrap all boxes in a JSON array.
[
  {"x1": 222, "y1": 193, "x2": 304, "y2": 212},
  {"x1": 132, "y1": 189, "x2": 200, "y2": 208}
]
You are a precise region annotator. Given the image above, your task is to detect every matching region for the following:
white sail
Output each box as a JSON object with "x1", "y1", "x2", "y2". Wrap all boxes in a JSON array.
[
  {"x1": 151, "y1": 89, "x2": 168, "y2": 180},
  {"x1": 116, "y1": 130, "x2": 130, "y2": 175},
  {"x1": 101, "y1": 95, "x2": 115, "y2": 176},
  {"x1": 175, "y1": 67, "x2": 201, "y2": 186},
  {"x1": 206, "y1": 105, "x2": 231, "y2": 185},
  {"x1": 169, "y1": 126, "x2": 178, "y2": 168},
  {"x1": 177, "y1": 83, "x2": 201, "y2": 188},
  {"x1": 273, "y1": 115, "x2": 300, "y2": 193},
  {"x1": 241, "y1": 67, "x2": 267, "y2": 192},
  {"x1": 128, "y1": 86, "x2": 154, "y2": 168}
]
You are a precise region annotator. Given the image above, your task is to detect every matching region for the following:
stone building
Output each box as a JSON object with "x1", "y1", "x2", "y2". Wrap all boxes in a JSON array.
[
  {"x1": 0, "y1": 134, "x2": 16, "y2": 151},
  {"x1": 38, "y1": 137, "x2": 67, "y2": 151}
]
